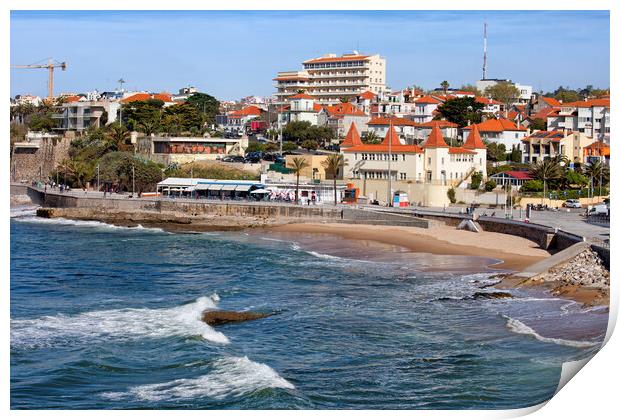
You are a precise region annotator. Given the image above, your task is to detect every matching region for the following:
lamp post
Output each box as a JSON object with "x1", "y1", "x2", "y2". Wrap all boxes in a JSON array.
[
  {"x1": 96, "y1": 164, "x2": 100, "y2": 193},
  {"x1": 387, "y1": 117, "x2": 393, "y2": 206}
]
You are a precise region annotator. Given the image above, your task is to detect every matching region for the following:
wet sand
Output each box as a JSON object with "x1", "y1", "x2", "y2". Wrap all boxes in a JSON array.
[{"x1": 272, "y1": 223, "x2": 550, "y2": 271}]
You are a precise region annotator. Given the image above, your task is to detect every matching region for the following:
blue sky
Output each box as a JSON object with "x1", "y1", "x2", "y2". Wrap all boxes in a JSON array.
[{"x1": 10, "y1": 10, "x2": 610, "y2": 100}]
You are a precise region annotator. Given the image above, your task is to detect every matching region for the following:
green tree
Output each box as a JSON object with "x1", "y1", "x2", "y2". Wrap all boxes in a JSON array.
[
  {"x1": 484, "y1": 82, "x2": 520, "y2": 105},
  {"x1": 552, "y1": 87, "x2": 580, "y2": 103},
  {"x1": 509, "y1": 145, "x2": 522, "y2": 163},
  {"x1": 245, "y1": 142, "x2": 265, "y2": 153},
  {"x1": 289, "y1": 157, "x2": 310, "y2": 204},
  {"x1": 122, "y1": 99, "x2": 164, "y2": 133},
  {"x1": 105, "y1": 123, "x2": 131, "y2": 150},
  {"x1": 529, "y1": 118, "x2": 546, "y2": 131},
  {"x1": 321, "y1": 154, "x2": 346, "y2": 206},
  {"x1": 185, "y1": 92, "x2": 220, "y2": 126},
  {"x1": 565, "y1": 170, "x2": 588, "y2": 188},
  {"x1": 486, "y1": 142, "x2": 506, "y2": 162},
  {"x1": 301, "y1": 140, "x2": 319, "y2": 151},
  {"x1": 29, "y1": 113, "x2": 56, "y2": 131},
  {"x1": 521, "y1": 180, "x2": 544, "y2": 192},
  {"x1": 282, "y1": 141, "x2": 298, "y2": 152},
  {"x1": 435, "y1": 97, "x2": 484, "y2": 127},
  {"x1": 459, "y1": 84, "x2": 482, "y2": 96},
  {"x1": 162, "y1": 102, "x2": 202, "y2": 134}
]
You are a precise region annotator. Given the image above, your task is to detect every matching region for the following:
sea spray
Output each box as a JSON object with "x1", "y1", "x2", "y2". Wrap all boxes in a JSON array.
[
  {"x1": 102, "y1": 356, "x2": 294, "y2": 402},
  {"x1": 11, "y1": 295, "x2": 229, "y2": 348}
]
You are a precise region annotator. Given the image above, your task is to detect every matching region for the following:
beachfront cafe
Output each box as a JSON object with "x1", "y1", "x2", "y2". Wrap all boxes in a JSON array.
[{"x1": 157, "y1": 177, "x2": 265, "y2": 200}]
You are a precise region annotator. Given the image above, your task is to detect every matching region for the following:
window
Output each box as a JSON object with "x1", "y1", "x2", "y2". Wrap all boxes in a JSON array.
[
  {"x1": 400, "y1": 173, "x2": 407, "y2": 180},
  {"x1": 441, "y1": 157, "x2": 444, "y2": 165},
  {"x1": 428, "y1": 157, "x2": 431, "y2": 165}
]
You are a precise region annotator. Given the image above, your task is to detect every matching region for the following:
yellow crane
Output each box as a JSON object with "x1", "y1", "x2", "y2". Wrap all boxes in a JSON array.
[{"x1": 11, "y1": 58, "x2": 67, "y2": 100}]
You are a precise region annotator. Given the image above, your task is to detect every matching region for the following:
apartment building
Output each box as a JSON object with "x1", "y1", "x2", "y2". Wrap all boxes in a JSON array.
[
  {"x1": 53, "y1": 100, "x2": 121, "y2": 132},
  {"x1": 521, "y1": 130, "x2": 595, "y2": 164},
  {"x1": 274, "y1": 52, "x2": 386, "y2": 105},
  {"x1": 546, "y1": 99, "x2": 610, "y2": 141},
  {"x1": 273, "y1": 71, "x2": 311, "y2": 105}
]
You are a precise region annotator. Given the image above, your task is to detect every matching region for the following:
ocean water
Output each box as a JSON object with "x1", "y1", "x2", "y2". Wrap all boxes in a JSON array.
[{"x1": 10, "y1": 206, "x2": 608, "y2": 409}]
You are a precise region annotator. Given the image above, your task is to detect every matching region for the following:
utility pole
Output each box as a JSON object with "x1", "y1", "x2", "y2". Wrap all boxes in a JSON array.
[
  {"x1": 482, "y1": 23, "x2": 488, "y2": 80},
  {"x1": 132, "y1": 164, "x2": 135, "y2": 197},
  {"x1": 97, "y1": 164, "x2": 100, "y2": 193},
  {"x1": 118, "y1": 78, "x2": 125, "y2": 126},
  {"x1": 387, "y1": 118, "x2": 393, "y2": 206}
]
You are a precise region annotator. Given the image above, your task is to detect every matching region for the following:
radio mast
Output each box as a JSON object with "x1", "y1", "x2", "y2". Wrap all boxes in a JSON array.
[{"x1": 482, "y1": 22, "x2": 488, "y2": 79}]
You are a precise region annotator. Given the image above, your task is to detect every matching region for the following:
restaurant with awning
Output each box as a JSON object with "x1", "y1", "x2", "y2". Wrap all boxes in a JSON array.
[{"x1": 156, "y1": 178, "x2": 264, "y2": 199}]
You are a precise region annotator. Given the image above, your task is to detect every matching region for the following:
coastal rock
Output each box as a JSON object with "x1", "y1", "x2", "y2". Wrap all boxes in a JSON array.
[
  {"x1": 201, "y1": 310, "x2": 272, "y2": 326},
  {"x1": 472, "y1": 291, "x2": 513, "y2": 299},
  {"x1": 537, "y1": 248, "x2": 610, "y2": 289},
  {"x1": 457, "y1": 219, "x2": 483, "y2": 233}
]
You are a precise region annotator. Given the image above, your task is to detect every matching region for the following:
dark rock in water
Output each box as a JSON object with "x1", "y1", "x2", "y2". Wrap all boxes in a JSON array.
[
  {"x1": 472, "y1": 291, "x2": 513, "y2": 299},
  {"x1": 201, "y1": 310, "x2": 272, "y2": 326}
]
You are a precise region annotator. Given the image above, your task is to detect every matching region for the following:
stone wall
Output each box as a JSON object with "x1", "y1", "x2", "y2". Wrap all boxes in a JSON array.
[{"x1": 11, "y1": 136, "x2": 72, "y2": 183}]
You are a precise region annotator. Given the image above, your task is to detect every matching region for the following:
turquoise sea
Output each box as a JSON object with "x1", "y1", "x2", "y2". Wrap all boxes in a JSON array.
[{"x1": 10, "y1": 206, "x2": 608, "y2": 409}]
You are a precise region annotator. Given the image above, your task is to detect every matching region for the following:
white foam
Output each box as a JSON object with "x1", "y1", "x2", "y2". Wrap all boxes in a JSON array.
[
  {"x1": 11, "y1": 296, "x2": 228, "y2": 348},
  {"x1": 103, "y1": 356, "x2": 294, "y2": 402},
  {"x1": 14, "y1": 216, "x2": 165, "y2": 233},
  {"x1": 304, "y1": 250, "x2": 343, "y2": 261},
  {"x1": 505, "y1": 316, "x2": 601, "y2": 348},
  {"x1": 10, "y1": 205, "x2": 39, "y2": 218}
]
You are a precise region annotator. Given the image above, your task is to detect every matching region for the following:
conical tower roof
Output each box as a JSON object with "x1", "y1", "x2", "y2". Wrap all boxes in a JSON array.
[
  {"x1": 423, "y1": 123, "x2": 449, "y2": 148},
  {"x1": 341, "y1": 122, "x2": 362, "y2": 148},
  {"x1": 381, "y1": 123, "x2": 401, "y2": 147},
  {"x1": 463, "y1": 124, "x2": 486, "y2": 149}
]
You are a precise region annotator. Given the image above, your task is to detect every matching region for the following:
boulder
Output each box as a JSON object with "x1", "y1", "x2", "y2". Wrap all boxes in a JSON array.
[
  {"x1": 201, "y1": 310, "x2": 272, "y2": 326},
  {"x1": 457, "y1": 219, "x2": 483, "y2": 233},
  {"x1": 472, "y1": 291, "x2": 513, "y2": 299}
]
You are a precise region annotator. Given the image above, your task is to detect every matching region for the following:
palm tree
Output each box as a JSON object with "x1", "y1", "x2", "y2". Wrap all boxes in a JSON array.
[
  {"x1": 322, "y1": 154, "x2": 346, "y2": 206},
  {"x1": 105, "y1": 122, "x2": 131, "y2": 150},
  {"x1": 529, "y1": 159, "x2": 562, "y2": 203},
  {"x1": 583, "y1": 160, "x2": 610, "y2": 196},
  {"x1": 290, "y1": 157, "x2": 310, "y2": 204},
  {"x1": 440, "y1": 80, "x2": 450, "y2": 96},
  {"x1": 363, "y1": 131, "x2": 380, "y2": 144}
]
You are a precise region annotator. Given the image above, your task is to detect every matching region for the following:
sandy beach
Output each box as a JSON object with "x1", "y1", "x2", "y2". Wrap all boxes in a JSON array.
[{"x1": 272, "y1": 222, "x2": 550, "y2": 271}]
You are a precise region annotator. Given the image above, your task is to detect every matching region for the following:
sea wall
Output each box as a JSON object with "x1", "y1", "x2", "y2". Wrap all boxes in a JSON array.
[{"x1": 11, "y1": 137, "x2": 72, "y2": 183}]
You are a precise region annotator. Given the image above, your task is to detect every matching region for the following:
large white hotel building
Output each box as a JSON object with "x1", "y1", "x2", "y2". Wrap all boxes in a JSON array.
[{"x1": 274, "y1": 52, "x2": 386, "y2": 105}]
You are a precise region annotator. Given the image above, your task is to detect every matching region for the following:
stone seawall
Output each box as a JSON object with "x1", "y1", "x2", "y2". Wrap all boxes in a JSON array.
[{"x1": 11, "y1": 137, "x2": 71, "y2": 183}]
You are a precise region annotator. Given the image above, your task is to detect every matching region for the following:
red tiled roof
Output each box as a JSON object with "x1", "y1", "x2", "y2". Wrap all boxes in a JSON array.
[
  {"x1": 463, "y1": 118, "x2": 526, "y2": 132},
  {"x1": 500, "y1": 171, "x2": 533, "y2": 180},
  {"x1": 303, "y1": 55, "x2": 369, "y2": 64},
  {"x1": 561, "y1": 99, "x2": 610, "y2": 108},
  {"x1": 448, "y1": 147, "x2": 476, "y2": 155},
  {"x1": 343, "y1": 143, "x2": 424, "y2": 153},
  {"x1": 368, "y1": 116, "x2": 416, "y2": 126},
  {"x1": 417, "y1": 120, "x2": 458, "y2": 128},
  {"x1": 289, "y1": 93, "x2": 315, "y2": 100},
  {"x1": 414, "y1": 95, "x2": 442, "y2": 104},
  {"x1": 120, "y1": 92, "x2": 173, "y2": 104},
  {"x1": 340, "y1": 122, "x2": 363, "y2": 148},
  {"x1": 313, "y1": 103, "x2": 323, "y2": 112},
  {"x1": 531, "y1": 107, "x2": 559, "y2": 120},
  {"x1": 541, "y1": 96, "x2": 562, "y2": 107},
  {"x1": 522, "y1": 130, "x2": 572, "y2": 142},
  {"x1": 475, "y1": 96, "x2": 503, "y2": 105},
  {"x1": 359, "y1": 90, "x2": 377, "y2": 100},
  {"x1": 228, "y1": 105, "x2": 263, "y2": 117},
  {"x1": 423, "y1": 124, "x2": 449, "y2": 148},
  {"x1": 324, "y1": 102, "x2": 366, "y2": 117},
  {"x1": 454, "y1": 91, "x2": 475, "y2": 95},
  {"x1": 463, "y1": 124, "x2": 486, "y2": 149},
  {"x1": 63, "y1": 95, "x2": 82, "y2": 103}
]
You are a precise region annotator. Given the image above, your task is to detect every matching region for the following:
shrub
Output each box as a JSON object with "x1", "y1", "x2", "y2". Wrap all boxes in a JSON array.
[
  {"x1": 447, "y1": 187, "x2": 456, "y2": 204},
  {"x1": 484, "y1": 180, "x2": 497, "y2": 191},
  {"x1": 282, "y1": 141, "x2": 298, "y2": 152},
  {"x1": 470, "y1": 171, "x2": 483, "y2": 189},
  {"x1": 521, "y1": 180, "x2": 544, "y2": 192},
  {"x1": 301, "y1": 140, "x2": 319, "y2": 150}
]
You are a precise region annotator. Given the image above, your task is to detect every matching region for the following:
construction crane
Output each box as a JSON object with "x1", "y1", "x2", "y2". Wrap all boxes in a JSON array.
[{"x1": 11, "y1": 58, "x2": 67, "y2": 100}]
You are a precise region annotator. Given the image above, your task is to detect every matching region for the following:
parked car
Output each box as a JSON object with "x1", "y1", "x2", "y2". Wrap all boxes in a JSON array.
[
  {"x1": 245, "y1": 151, "x2": 263, "y2": 163},
  {"x1": 563, "y1": 199, "x2": 581, "y2": 208},
  {"x1": 221, "y1": 155, "x2": 246, "y2": 163}
]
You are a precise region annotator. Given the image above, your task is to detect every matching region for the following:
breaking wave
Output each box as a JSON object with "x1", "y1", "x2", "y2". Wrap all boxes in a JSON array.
[
  {"x1": 11, "y1": 295, "x2": 228, "y2": 348},
  {"x1": 504, "y1": 316, "x2": 601, "y2": 348},
  {"x1": 102, "y1": 356, "x2": 294, "y2": 402},
  {"x1": 10, "y1": 205, "x2": 39, "y2": 218},
  {"x1": 13, "y1": 216, "x2": 165, "y2": 233}
]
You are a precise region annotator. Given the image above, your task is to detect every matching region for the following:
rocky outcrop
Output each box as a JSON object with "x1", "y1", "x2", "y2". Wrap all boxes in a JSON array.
[
  {"x1": 472, "y1": 291, "x2": 513, "y2": 299},
  {"x1": 201, "y1": 310, "x2": 272, "y2": 326},
  {"x1": 534, "y1": 248, "x2": 610, "y2": 289}
]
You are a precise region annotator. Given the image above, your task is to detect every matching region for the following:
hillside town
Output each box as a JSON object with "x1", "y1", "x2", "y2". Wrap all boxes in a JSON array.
[{"x1": 10, "y1": 51, "x2": 610, "y2": 210}]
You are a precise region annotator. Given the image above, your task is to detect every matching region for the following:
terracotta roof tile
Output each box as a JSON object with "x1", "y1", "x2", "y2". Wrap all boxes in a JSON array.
[
  {"x1": 303, "y1": 55, "x2": 369, "y2": 64},
  {"x1": 448, "y1": 147, "x2": 476, "y2": 154},
  {"x1": 463, "y1": 124, "x2": 486, "y2": 149},
  {"x1": 289, "y1": 93, "x2": 315, "y2": 100},
  {"x1": 463, "y1": 118, "x2": 526, "y2": 132},
  {"x1": 423, "y1": 123, "x2": 449, "y2": 148},
  {"x1": 324, "y1": 102, "x2": 366, "y2": 117},
  {"x1": 340, "y1": 122, "x2": 363, "y2": 148}
]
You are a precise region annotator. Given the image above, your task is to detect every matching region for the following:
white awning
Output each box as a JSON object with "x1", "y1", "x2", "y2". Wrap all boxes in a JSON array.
[
  {"x1": 250, "y1": 188, "x2": 270, "y2": 194},
  {"x1": 195, "y1": 184, "x2": 223, "y2": 191},
  {"x1": 221, "y1": 185, "x2": 237, "y2": 191},
  {"x1": 235, "y1": 185, "x2": 253, "y2": 192}
]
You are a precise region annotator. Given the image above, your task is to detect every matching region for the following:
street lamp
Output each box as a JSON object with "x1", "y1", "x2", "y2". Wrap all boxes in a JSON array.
[
  {"x1": 132, "y1": 164, "x2": 135, "y2": 197},
  {"x1": 96, "y1": 164, "x2": 100, "y2": 193}
]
